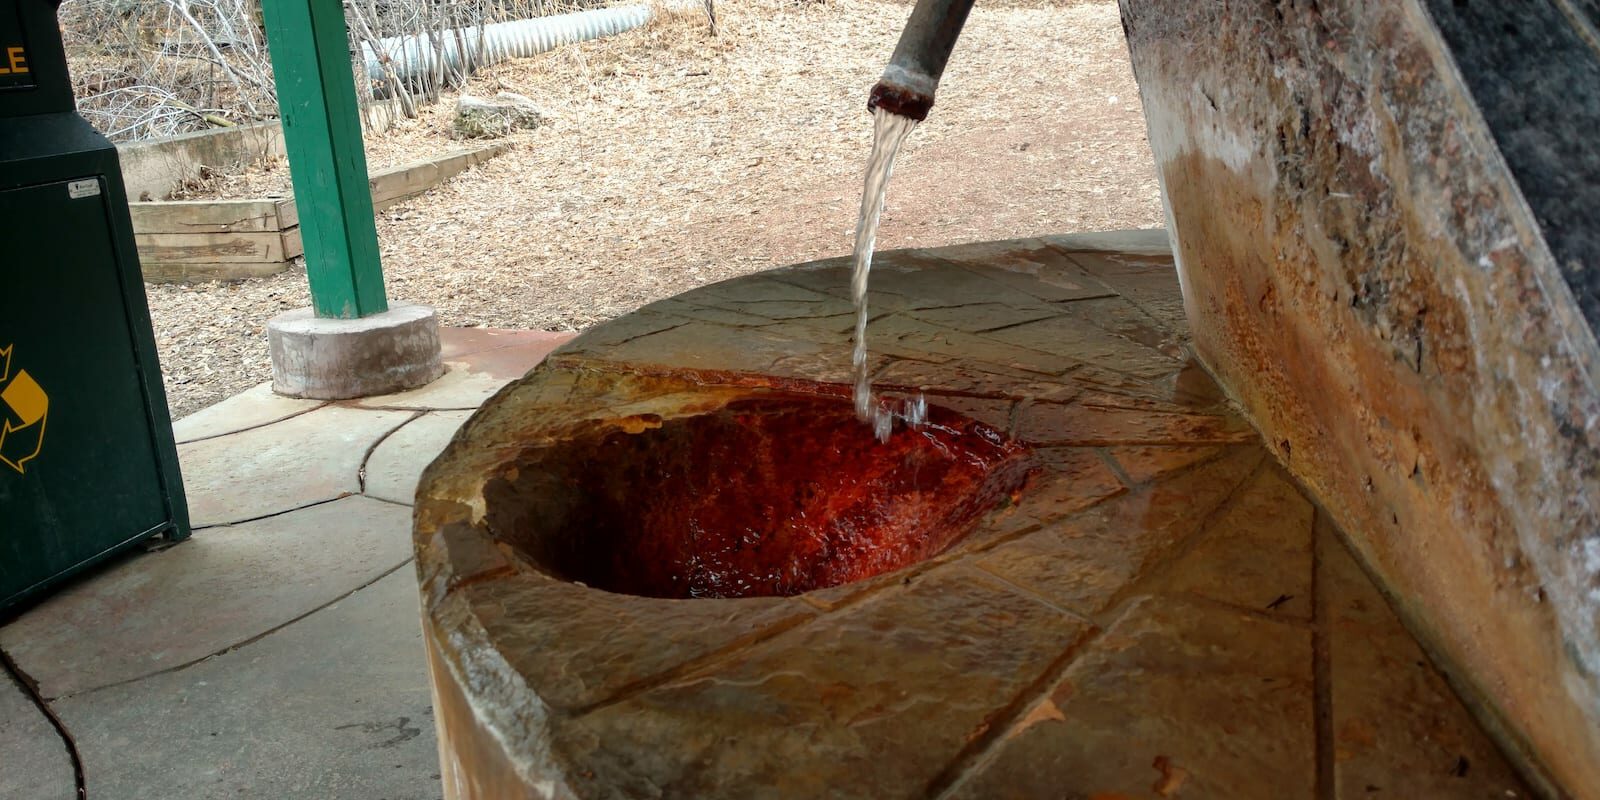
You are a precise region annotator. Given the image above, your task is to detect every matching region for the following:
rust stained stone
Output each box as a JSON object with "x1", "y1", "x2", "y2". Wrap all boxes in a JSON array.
[
  {"x1": 948, "y1": 596, "x2": 1315, "y2": 800},
  {"x1": 482, "y1": 394, "x2": 1033, "y2": 600},
  {"x1": 1318, "y1": 521, "x2": 1533, "y2": 800},
  {"x1": 1105, "y1": 444, "x2": 1226, "y2": 485},
  {"x1": 1160, "y1": 462, "x2": 1316, "y2": 621},
  {"x1": 1122, "y1": 0, "x2": 1600, "y2": 791},
  {"x1": 562, "y1": 567, "x2": 1090, "y2": 799},
  {"x1": 976, "y1": 446, "x2": 1261, "y2": 616},
  {"x1": 976, "y1": 446, "x2": 1128, "y2": 542},
  {"x1": 1013, "y1": 398, "x2": 1256, "y2": 446},
  {"x1": 918, "y1": 395, "x2": 1018, "y2": 434}
]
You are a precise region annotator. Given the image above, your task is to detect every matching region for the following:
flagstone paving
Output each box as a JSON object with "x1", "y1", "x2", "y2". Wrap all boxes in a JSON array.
[
  {"x1": 0, "y1": 670, "x2": 73, "y2": 800},
  {"x1": 0, "y1": 328, "x2": 570, "y2": 800}
]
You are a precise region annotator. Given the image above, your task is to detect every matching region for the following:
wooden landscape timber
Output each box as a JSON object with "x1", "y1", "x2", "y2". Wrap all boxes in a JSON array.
[{"x1": 131, "y1": 142, "x2": 509, "y2": 283}]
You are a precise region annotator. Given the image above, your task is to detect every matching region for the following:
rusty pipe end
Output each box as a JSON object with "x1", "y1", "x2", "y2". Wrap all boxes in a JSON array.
[{"x1": 868, "y1": 80, "x2": 933, "y2": 122}]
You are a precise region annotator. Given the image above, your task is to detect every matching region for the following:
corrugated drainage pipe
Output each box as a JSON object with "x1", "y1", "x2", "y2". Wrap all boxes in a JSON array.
[{"x1": 362, "y1": 4, "x2": 654, "y2": 93}]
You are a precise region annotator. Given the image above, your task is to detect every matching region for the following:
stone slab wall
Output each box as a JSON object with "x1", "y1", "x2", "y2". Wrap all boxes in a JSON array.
[
  {"x1": 114, "y1": 102, "x2": 401, "y2": 202},
  {"x1": 1118, "y1": 1, "x2": 1600, "y2": 796},
  {"x1": 116, "y1": 121, "x2": 284, "y2": 203}
]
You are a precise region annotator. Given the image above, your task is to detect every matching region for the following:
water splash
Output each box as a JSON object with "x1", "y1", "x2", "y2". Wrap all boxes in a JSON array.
[{"x1": 851, "y1": 106, "x2": 923, "y2": 442}]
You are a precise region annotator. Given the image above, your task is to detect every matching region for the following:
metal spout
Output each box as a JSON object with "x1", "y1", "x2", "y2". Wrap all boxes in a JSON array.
[{"x1": 868, "y1": 0, "x2": 976, "y2": 121}]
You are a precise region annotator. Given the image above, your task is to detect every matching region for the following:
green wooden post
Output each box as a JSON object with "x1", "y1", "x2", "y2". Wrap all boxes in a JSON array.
[{"x1": 260, "y1": 0, "x2": 388, "y2": 319}]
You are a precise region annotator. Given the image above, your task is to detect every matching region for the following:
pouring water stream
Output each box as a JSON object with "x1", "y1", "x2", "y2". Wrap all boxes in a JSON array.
[{"x1": 850, "y1": 107, "x2": 925, "y2": 442}]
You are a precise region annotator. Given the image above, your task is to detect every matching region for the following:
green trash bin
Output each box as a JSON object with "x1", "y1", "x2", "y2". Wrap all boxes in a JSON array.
[{"x1": 0, "y1": 0, "x2": 190, "y2": 612}]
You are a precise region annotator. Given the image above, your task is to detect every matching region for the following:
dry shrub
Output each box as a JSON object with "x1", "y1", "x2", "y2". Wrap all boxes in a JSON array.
[
  {"x1": 59, "y1": 0, "x2": 276, "y2": 141},
  {"x1": 56, "y1": 0, "x2": 617, "y2": 142}
]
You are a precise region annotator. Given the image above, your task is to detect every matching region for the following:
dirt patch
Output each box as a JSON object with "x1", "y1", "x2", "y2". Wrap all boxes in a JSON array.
[{"x1": 145, "y1": 0, "x2": 1163, "y2": 417}]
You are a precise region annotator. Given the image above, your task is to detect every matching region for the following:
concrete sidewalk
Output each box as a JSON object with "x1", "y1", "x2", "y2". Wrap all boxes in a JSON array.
[{"x1": 0, "y1": 328, "x2": 573, "y2": 800}]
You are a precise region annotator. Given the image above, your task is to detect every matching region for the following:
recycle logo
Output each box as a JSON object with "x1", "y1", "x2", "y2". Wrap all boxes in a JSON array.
[{"x1": 0, "y1": 344, "x2": 48, "y2": 474}]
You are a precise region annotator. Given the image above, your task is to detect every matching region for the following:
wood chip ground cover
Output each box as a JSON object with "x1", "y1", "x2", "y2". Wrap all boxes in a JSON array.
[{"x1": 146, "y1": 0, "x2": 1163, "y2": 417}]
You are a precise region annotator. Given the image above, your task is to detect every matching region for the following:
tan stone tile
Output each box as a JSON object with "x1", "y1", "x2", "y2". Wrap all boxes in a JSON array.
[
  {"x1": 793, "y1": 558, "x2": 925, "y2": 611},
  {"x1": 600, "y1": 321, "x2": 835, "y2": 376},
  {"x1": 1062, "y1": 251, "x2": 1189, "y2": 336},
  {"x1": 474, "y1": 362, "x2": 582, "y2": 413},
  {"x1": 1041, "y1": 228, "x2": 1173, "y2": 257},
  {"x1": 178, "y1": 405, "x2": 414, "y2": 526},
  {"x1": 0, "y1": 671, "x2": 72, "y2": 799},
  {"x1": 947, "y1": 596, "x2": 1314, "y2": 800},
  {"x1": 0, "y1": 496, "x2": 411, "y2": 698},
  {"x1": 764, "y1": 262, "x2": 928, "y2": 317},
  {"x1": 172, "y1": 383, "x2": 324, "y2": 444},
  {"x1": 1061, "y1": 295, "x2": 1187, "y2": 357},
  {"x1": 351, "y1": 364, "x2": 503, "y2": 411},
  {"x1": 1105, "y1": 444, "x2": 1226, "y2": 484},
  {"x1": 968, "y1": 264, "x2": 1119, "y2": 304},
  {"x1": 976, "y1": 447, "x2": 1261, "y2": 615},
  {"x1": 858, "y1": 249, "x2": 1058, "y2": 310},
  {"x1": 762, "y1": 256, "x2": 850, "y2": 287},
  {"x1": 565, "y1": 566, "x2": 1089, "y2": 798},
  {"x1": 364, "y1": 410, "x2": 474, "y2": 505},
  {"x1": 1320, "y1": 524, "x2": 1533, "y2": 799},
  {"x1": 645, "y1": 297, "x2": 783, "y2": 328},
  {"x1": 873, "y1": 358, "x2": 1082, "y2": 402},
  {"x1": 756, "y1": 317, "x2": 854, "y2": 346},
  {"x1": 1067, "y1": 361, "x2": 1187, "y2": 400},
  {"x1": 689, "y1": 274, "x2": 838, "y2": 305},
  {"x1": 543, "y1": 310, "x2": 694, "y2": 362},
  {"x1": 1078, "y1": 385, "x2": 1233, "y2": 415},
  {"x1": 866, "y1": 314, "x2": 1079, "y2": 375},
  {"x1": 720, "y1": 298, "x2": 855, "y2": 321},
  {"x1": 53, "y1": 571, "x2": 436, "y2": 798},
  {"x1": 1014, "y1": 398, "x2": 1256, "y2": 446},
  {"x1": 1162, "y1": 462, "x2": 1315, "y2": 621},
  {"x1": 1166, "y1": 358, "x2": 1234, "y2": 407},
  {"x1": 415, "y1": 519, "x2": 516, "y2": 610},
  {"x1": 460, "y1": 573, "x2": 815, "y2": 712},
  {"x1": 938, "y1": 241, "x2": 1119, "y2": 303},
  {"x1": 765, "y1": 345, "x2": 859, "y2": 386},
  {"x1": 779, "y1": 310, "x2": 861, "y2": 333},
  {"x1": 979, "y1": 319, "x2": 1183, "y2": 384},
  {"x1": 676, "y1": 283, "x2": 858, "y2": 325},
  {"x1": 906, "y1": 302, "x2": 1061, "y2": 333}
]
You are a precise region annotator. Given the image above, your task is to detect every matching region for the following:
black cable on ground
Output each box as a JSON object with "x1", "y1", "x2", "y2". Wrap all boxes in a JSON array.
[{"x1": 1, "y1": 645, "x2": 87, "y2": 799}]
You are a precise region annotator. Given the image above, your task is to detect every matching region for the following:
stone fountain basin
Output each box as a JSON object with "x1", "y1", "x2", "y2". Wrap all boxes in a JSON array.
[
  {"x1": 480, "y1": 391, "x2": 1033, "y2": 600},
  {"x1": 405, "y1": 234, "x2": 1527, "y2": 800},
  {"x1": 409, "y1": 236, "x2": 1263, "y2": 797},
  {"x1": 411, "y1": 365, "x2": 1052, "y2": 794}
]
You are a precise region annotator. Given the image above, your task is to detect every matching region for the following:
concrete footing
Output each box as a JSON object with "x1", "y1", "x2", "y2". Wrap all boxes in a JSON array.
[{"x1": 267, "y1": 303, "x2": 443, "y2": 399}]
